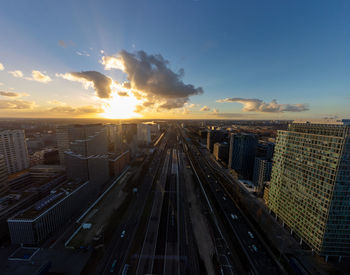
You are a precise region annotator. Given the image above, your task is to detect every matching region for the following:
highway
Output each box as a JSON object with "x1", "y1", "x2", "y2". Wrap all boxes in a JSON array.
[{"x1": 180, "y1": 126, "x2": 283, "y2": 275}]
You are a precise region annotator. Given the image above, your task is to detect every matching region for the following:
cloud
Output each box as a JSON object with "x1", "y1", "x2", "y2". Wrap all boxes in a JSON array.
[
  {"x1": 101, "y1": 55, "x2": 125, "y2": 70},
  {"x1": 0, "y1": 63, "x2": 4, "y2": 71},
  {"x1": 57, "y1": 71, "x2": 113, "y2": 98},
  {"x1": 200, "y1": 105, "x2": 210, "y2": 111},
  {"x1": 0, "y1": 99, "x2": 34, "y2": 109},
  {"x1": 101, "y1": 50, "x2": 203, "y2": 111},
  {"x1": 30, "y1": 70, "x2": 52, "y2": 83},
  {"x1": 9, "y1": 70, "x2": 23, "y2": 78},
  {"x1": 48, "y1": 101, "x2": 103, "y2": 114},
  {"x1": 117, "y1": 91, "x2": 129, "y2": 97},
  {"x1": 0, "y1": 91, "x2": 20, "y2": 97},
  {"x1": 217, "y1": 98, "x2": 309, "y2": 113},
  {"x1": 76, "y1": 51, "x2": 90, "y2": 57}
]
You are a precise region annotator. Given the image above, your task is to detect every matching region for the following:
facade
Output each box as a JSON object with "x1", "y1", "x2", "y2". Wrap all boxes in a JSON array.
[
  {"x1": 137, "y1": 124, "x2": 151, "y2": 145},
  {"x1": 0, "y1": 130, "x2": 29, "y2": 174},
  {"x1": 268, "y1": 120, "x2": 350, "y2": 258},
  {"x1": 0, "y1": 155, "x2": 8, "y2": 196},
  {"x1": 109, "y1": 150, "x2": 130, "y2": 177},
  {"x1": 207, "y1": 130, "x2": 224, "y2": 153},
  {"x1": 252, "y1": 157, "x2": 272, "y2": 196},
  {"x1": 65, "y1": 125, "x2": 110, "y2": 187},
  {"x1": 56, "y1": 125, "x2": 70, "y2": 165},
  {"x1": 8, "y1": 180, "x2": 89, "y2": 245},
  {"x1": 213, "y1": 142, "x2": 229, "y2": 164},
  {"x1": 228, "y1": 133, "x2": 258, "y2": 179}
]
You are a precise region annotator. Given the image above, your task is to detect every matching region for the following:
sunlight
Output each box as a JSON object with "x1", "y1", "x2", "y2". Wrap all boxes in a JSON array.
[{"x1": 102, "y1": 89, "x2": 141, "y2": 119}]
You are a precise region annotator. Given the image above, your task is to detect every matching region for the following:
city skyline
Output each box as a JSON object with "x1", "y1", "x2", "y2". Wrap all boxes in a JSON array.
[{"x1": 1, "y1": 1, "x2": 350, "y2": 120}]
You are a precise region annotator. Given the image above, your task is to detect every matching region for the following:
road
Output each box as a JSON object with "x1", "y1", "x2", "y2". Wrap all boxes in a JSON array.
[{"x1": 180, "y1": 126, "x2": 283, "y2": 275}]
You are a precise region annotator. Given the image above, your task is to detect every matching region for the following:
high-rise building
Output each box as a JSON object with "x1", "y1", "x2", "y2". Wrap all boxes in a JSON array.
[
  {"x1": 268, "y1": 120, "x2": 350, "y2": 259},
  {"x1": 228, "y1": 133, "x2": 258, "y2": 179},
  {"x1": 56, "y1": 125, "x2": 70, "y2": 165},
  {"x1": 252, "y1": 157, "x2": 272, "y2": 196},
  {"x1": 213, "y1": 142, "x2": 229, "y2": 164},
  {"x1": 65, "y1": 125, "x2": 109, "y2": 187},
  {"x1": 0, "y1": 155, "x2": 8, "y2": 196},
  {"x1": 137, "y1": 123, "x2": 151, "y2": 145},
  {"x1": 207, "y1": 130, "x2": 224, "y2": 153},
  {"x1": 0, "y1": 130, "x2": 29, "y2": 174}
]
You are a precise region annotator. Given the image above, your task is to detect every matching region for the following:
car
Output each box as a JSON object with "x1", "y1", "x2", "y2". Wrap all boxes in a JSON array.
[
  {"x1": 110, "y1": 259, "x2": 117, "y2": 272},
  {"x1": 248, "y1": 231, "x2": 254, "y2": 239},
  {"x1": 231, "y1": 213, "x2": 238, "y2": 220},
  {"x1": 121, "y1": 230, "x2": 126, "y2": 238},
  {"x1": 252, "y1": 244, "x2": 258, "y2": 252}
]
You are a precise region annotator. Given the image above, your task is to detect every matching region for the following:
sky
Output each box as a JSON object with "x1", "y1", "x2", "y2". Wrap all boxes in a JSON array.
[{"x1": 0, "y1": 0, "x2": 349, "y2": 120}]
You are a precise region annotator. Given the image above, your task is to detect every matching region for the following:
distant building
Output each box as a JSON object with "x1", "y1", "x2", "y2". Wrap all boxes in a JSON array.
[
  {"x1": 56, "y1": 125, "x2": 70, "y2": 165},
  {"x1": 268, "y1": 120, "x2": 350, "y2": 259},
  {"x1": 228, "y1": 133, "x2": 258, "y2": 179},
  {"x1": 8, "y1": 180, "x2": 90, "y2": 245},
  {"x1": 207, "y1": 130, "x2": 224, "y2": 153},
  {"x1": 0, "y1": 155, "x2": 9, "y2": 196},
  {"x1": 105, "y1": 124, "x2": 122, "y2": 153},
  {"x1": 0, "y1": 130, "x2": 29, "y2": 174},
  {"x1": 252, "y1": 157, "x2": 272, "y2": 196},
  {"x1": 213, "y1": 142, "x2": 229, "y2": 164},
  {"x1": 121, "y1": 123, "x2": 137, "y2": 143},
  {"x1": 137, "y1": 124, "x2": 151, "y2": 145}
]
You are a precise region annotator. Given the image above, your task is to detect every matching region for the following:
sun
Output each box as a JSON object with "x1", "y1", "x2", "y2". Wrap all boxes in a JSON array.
[{"x1": 101, "y1": 91, "x2": 141, "y2": 119}]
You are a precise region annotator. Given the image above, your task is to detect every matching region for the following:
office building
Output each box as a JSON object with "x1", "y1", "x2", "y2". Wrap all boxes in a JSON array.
[
  {"x1": 0, "y1": 155, "x2": 8, "y2": 196},
  {"x1": 0, "y1": 130, "x2": 29, "y2": 174},
  {"x1": 8, "y1": 180, "x2": 89, "y2": 245},
  {"x1": 228, "y1": 133, "x2": 258, "y2": 179},
  {"x1": 268, "y1": 120, "x2": 350, "y2": 259},
  {"x1": 213, "y1": 142, "x2": 229, "y2": 163},
  {"x1": 207, "y1": 130, "x2": 224, "y2": 153},
  {"x1": 252, "y1": 157, "x2": 272, "y2": 196},
  {"x1": 56, "y1": 125, "x2": 70, "y2": 165},
  {"x1": 65, "y1": 125, "x2": 109, "y2": 187},
  {"x1": 137, "y1": 123, "x2": 151, "y2": 145}
]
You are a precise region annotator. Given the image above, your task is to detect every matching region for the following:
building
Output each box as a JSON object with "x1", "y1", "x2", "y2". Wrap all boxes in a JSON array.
[
  {"x1": 256, "y1": 142, "x2": 275, "y2": 159},
  {"x1": 252, "y1": 157, "x2": 272, "y2": 196},
  {"x1": 213, "y1": 142, "x2": 229, "y2": 164},
  {"x1": 65, "y1": 125, "x2": 110, "y2": 187},
  {"x1": 207, "y1": 130, "x2": 224, "y2": 153},
  {"x1": 56, "y1": 125, "x2": 70, "y2": 165},
  {"x1": 228, "y1": 133, "x2": 258, "y2": 179},
  {"x1": 0, "y1": 155, "x2": 8, "y2": 196},
  {"x1": 8, "y1": 180, "x2": 90, "y2": 245},
  {"x1": 137, "y1": 123, "x2": 151, "y2": 145},
  {"x1": 109, "y1": 150, "x2": 130, "y2": 177},
  {"x1": 0, "y1": 130, "x2": 29, "y2": 174},
  {"x1": 268, "y1": 120, "x2": 350, "y2": 259}
]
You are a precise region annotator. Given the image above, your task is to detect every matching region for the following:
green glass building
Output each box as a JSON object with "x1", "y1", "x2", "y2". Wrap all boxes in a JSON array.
[{"x1": 268, "y1": 120, "x2": 350, "y2": 259}]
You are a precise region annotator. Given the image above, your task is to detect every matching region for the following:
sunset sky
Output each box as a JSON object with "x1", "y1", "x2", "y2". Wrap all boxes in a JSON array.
[{"x1": 0, "y1": 0, "x2": 350, "y2": 120}]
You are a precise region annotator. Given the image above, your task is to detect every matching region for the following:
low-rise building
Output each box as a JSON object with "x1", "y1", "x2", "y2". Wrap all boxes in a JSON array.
[{"x1": 8, "y1": 180, "x2": 90, "y2": 245}]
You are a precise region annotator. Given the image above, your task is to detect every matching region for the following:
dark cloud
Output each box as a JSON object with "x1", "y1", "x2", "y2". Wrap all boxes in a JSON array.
[
  {"x1": 217, "y1": 98, "x2": 309, "y2": 113},
  {"x1": 0, "y1": 91, "x2": 20, "y2": 97},
  {"x1": 102, "y1": 50, "x2": 203, "y2": 111},
  {"x1": 69, "y1": 71, "x2": 113, "y2": 98}
]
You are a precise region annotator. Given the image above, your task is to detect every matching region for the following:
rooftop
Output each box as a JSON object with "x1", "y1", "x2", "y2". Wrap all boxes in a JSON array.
[
  {"x1": 293, "y1": 119, "x2": 350, "y2": 126},
  {"x1": 10, "y1": 180, "x2": 87, "y2": 221}
]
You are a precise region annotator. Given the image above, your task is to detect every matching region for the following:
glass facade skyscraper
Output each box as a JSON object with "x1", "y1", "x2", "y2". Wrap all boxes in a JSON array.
[{"x1": 268, "y1": 120, "x2": 350, "y2": 258}]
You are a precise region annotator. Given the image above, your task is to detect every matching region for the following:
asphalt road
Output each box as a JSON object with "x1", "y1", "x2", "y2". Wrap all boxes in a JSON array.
[{"x1": 181, "y1": 127, "x2": 282, "y2": 275}]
